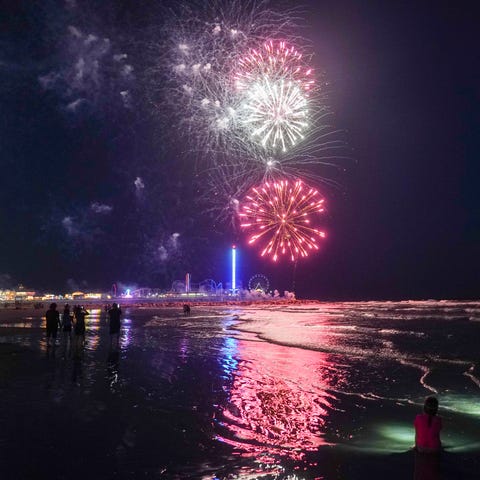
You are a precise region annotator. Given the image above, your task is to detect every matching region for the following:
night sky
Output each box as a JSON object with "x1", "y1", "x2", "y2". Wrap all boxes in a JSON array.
[{"x1": 1, "y1": 0, "x2": 478, "y2": 300}]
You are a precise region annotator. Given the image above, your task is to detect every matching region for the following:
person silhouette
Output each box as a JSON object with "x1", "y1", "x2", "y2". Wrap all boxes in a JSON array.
[
  {"x1": 73, "y1": 305, "x2": 89, "y2": 354},
  {"x1": 45, "y1": 302, "x2": 61, "y2": 347},
  {"x1": 62, "y1": 304, "x2": 73, "y2": 336},
  {"x1": 107, "y1": 303, "x2": 122, "y2": 346}
]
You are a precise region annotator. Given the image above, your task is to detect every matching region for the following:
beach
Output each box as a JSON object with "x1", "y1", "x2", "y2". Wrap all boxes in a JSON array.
[{"x1": 0, "y1": 300, "x2": 479, "y2": 479}]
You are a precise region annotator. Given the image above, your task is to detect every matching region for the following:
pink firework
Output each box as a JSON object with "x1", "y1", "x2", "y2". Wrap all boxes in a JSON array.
[
  {"x1": 235, "y1": 40, "x2": 315, "y2": 93},
  {"x1": 239, "y1": 179, "x2": 326, "y2": 262}
]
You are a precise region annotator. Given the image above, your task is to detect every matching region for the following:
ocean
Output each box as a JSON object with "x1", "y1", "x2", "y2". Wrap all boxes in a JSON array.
[{"x1": 0, "y1": 300, "x2": 479, "y2": 479}]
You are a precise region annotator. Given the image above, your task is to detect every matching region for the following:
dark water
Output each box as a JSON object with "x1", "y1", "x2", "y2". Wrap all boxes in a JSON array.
[{"x1": 0, "y1": 301, "x2": 479, "y2": 479}]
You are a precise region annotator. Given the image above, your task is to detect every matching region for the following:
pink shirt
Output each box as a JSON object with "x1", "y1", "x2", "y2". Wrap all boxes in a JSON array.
[{"x1": 414, "y1": 413, "x2": 442, "y2": 451}]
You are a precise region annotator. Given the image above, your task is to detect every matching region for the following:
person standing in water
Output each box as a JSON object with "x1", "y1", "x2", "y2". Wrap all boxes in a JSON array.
[
  {"x1": 107, "y1": 303, "x2": 122, "y2": 346},
  {"x1": 62, "y1": 304, "x2": 73, "y2": 339},
  {"x1": 73, "y1": 305, "x2": 89, "y2": 353},
  {"x1": 45, "y1": 302, "x2": 61, "y2": 347},
  {"x1": 414, "y1": 396, "x2": 442, "y2": 452}
]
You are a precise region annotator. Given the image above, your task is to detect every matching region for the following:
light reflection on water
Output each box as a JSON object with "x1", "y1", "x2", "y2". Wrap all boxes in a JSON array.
[
  {"x1": 217, "y1": 340, "x2": 337, "y2": 461},
  {"x1": 0, "y1": 302, "x2": 479, "y2": 479}
]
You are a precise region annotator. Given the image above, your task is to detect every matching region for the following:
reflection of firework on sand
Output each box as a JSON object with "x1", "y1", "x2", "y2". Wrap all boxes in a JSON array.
[
  {"x1": 239, "y1": 179, "x2": 326, "y2": 262},
  {"x1": 217, "y1": 339, "x2": 336, "y2": 461}
]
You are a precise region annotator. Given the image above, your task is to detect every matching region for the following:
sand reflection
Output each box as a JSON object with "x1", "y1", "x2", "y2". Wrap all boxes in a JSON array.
[{"x1": 218, "y1": 339, "x2": 339, "y2": 461}]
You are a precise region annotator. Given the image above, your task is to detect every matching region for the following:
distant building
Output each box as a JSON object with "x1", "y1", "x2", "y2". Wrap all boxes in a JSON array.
[{"x1": 71, "y1": 291, "x2": 85, "y2": 300}]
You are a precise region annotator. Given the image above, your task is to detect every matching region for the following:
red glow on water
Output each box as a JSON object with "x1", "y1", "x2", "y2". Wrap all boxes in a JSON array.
[{"x1": 217, "y1": 338, "x2": 338, "y2": 461}]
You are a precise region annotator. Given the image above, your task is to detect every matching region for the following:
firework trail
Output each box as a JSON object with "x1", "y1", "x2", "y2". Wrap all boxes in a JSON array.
[{"x1": 239, "y1": 179, "x2": 326, "y2": 262}]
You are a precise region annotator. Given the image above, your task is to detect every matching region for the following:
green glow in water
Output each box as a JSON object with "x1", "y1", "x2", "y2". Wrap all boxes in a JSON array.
[{"x1": 440, "y1": 394, "x2": 480, "y2": 417}]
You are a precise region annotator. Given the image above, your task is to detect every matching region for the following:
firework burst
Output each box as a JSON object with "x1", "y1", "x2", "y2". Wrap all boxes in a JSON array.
[
  {"x1": 239, "y1": 78, "x2": 309, "y2": 153},
  {"x1": 145, "y1": 1, "x2": 304, "y2": 157},
  {"x1": 145, "y1": 2, "x2": 336, "y2": 159},
  {"x1": 233, "y1": 40, "x2": 318, "y2": 153},
  {"x1": 239, "y1": 179, "x2": 326, "y2": 262},
  {"x1": 235, "y1": 40, "x2": 315, "y2": 93},
  {"x1": 143, "y1": 1, "x2": 347, "y2": 228}
]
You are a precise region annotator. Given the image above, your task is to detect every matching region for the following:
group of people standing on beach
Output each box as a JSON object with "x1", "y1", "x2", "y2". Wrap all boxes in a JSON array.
[{"x1": 45, "y1": 302, "x2": 122, "y2": 350}]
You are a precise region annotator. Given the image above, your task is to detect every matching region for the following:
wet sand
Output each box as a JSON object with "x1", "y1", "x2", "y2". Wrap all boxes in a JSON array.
[{"x1": 0, "y1": 304, "x2": 478, "y2": 479}]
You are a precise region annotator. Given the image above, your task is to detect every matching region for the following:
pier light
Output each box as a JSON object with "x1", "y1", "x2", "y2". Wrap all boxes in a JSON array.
[{"x1": 231, "y1": 245, "x2": 236, "y2": 292}]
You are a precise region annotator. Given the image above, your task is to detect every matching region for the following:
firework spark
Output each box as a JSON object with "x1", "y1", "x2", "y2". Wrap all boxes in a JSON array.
[
  {"x1": 234, "y1": 40, "x2": 316, "y2": 153},
  {"x1": 239, "y1": 179, "x2": 326, "y2": 262},
  {"x1": 235, "y1": 40, "x2": 315, "y2": 93},
  {"x1": 239, "y1": 78, "x2": 309, "y2": 153}
]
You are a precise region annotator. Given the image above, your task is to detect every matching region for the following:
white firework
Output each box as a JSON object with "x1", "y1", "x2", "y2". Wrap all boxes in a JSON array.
[
  {"x1": 146, "y1": 2, "x2": 309, "y2": 158},
  {"x1": 240, "y1": 78, "x2": 309, "y2": 153}
]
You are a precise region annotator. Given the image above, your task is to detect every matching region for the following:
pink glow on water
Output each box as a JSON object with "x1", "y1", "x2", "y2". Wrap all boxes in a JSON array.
[{"x1": 217, "y1": 338, "x2": 339, "y2": 461}]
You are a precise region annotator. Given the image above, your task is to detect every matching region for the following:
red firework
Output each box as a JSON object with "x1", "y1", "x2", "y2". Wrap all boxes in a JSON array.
[
  {"x1": 239, "y1": 179, "x2": 326, "y2": 262},
  {"x1": 235, "y1": 40, "x2": 315, "y2": 93}
]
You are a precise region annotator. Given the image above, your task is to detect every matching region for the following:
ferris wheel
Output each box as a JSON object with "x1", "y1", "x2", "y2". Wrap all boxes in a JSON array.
[{"x1": 248, "y1": 274, "x2": 270, "y2": 293}]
